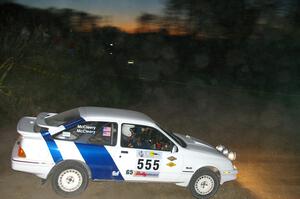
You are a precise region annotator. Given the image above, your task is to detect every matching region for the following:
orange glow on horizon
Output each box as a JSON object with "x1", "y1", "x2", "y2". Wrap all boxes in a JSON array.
[
  {"x1": 115, "y1": 22, "x2": 137, "y2": 33},
  {"x1": 115, "y1": 22, "x2": 185, "y2": 35},
  {"x1": 72, "y1": 19, "x2": 186, "y2": 35}
]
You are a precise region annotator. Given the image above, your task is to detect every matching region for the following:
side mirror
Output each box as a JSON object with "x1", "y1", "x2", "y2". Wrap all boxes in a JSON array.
[{"x1": 171, "y1": 145, "x2": 178, "y2": 153}]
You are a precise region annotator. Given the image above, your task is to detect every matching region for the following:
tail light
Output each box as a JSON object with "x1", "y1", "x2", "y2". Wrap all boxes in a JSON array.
[{"x1": 18, "y1": 145, "x2": 26, "y2": 158}]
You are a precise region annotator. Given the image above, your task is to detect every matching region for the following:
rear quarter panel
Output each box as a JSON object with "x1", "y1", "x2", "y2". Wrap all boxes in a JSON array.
[{"x1": 16, "y1": 134, "x2": 54, "y2": 164}]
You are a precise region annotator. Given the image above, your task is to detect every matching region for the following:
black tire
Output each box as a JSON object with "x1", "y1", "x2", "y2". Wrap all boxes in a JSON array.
[
  {"x1": 189, "y1": 169, "x2": 220, "y2": 199},
  {"x1": 51, "y1": 161, "x2": 89, "y2": 197}
]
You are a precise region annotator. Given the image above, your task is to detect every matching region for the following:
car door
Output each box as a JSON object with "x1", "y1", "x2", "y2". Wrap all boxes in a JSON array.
[{"x1": 115, "y1": 123, "x2": 183, "y2": 183}]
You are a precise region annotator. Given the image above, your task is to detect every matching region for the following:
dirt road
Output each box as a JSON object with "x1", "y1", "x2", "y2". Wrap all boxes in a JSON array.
[
  {"x1": 236, "y1": 150, "x2": 300, "y2": 199},
  {"x1": 0, "y1": 125, "x2": 299, "y2": 199}
]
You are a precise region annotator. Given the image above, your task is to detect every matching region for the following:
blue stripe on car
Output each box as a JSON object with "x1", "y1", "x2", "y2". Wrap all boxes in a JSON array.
[
  {"x1": 41, "y1": 117, "x2": 85, "y2": 163},
  {"x1": 75, "y1": 143, "x2": 124, "y2": 180},
  {"x1": 42, "y1": 117, "x2": 123, "y2": 180},
  {"x1": 64, "y1": 118, "x2": 85, "y2": 129},
  {"x1": 41, "y1": 130, "x2": 63, "y2": 163}
]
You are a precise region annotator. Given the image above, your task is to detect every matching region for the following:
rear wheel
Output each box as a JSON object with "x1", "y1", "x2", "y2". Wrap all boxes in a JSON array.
[
  {"x1": 51, "y1": 161, "x2": 89, "y2": 197},
  {"x1": 189, "y1": 169, "x2": 220, "y2": 199}
]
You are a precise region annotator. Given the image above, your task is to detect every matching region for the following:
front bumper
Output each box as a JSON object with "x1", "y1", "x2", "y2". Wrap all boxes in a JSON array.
[{"x1": 220, "y1": 168, "x2": 238, "y2": 184}]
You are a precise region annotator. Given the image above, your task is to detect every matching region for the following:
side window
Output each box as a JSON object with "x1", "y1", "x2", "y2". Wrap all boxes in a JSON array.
[
  {"x1": 54, "y1": 121, "x2": 118, "y2": 146},
  {"x1": 121, "y1": 124, "x2": 174, "y2": 151}
]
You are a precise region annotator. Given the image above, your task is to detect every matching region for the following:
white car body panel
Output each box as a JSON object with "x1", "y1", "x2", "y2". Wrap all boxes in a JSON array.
[
  {"x1": 111, "y1": 147, "x2": 184, "y2": 182},
  {"x1": 11, "y1": 107, "x2": 237, "y2": 187},
  {"x1": 55, "y1": 140, "x2": 85, "y2": 162}
]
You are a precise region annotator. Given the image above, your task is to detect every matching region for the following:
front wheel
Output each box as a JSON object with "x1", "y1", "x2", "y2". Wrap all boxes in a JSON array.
[
  {"x1": 51, "y1": 161, "x2": 89, "y2": 197},
  {"x1": 189, "y1": 169, "x2": 220, "y2": 199}
]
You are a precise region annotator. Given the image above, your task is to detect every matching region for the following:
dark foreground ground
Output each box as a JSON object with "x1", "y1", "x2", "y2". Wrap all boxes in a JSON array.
[{"x1": 1, "y1": 87, "x2": 300, "y2": 199}]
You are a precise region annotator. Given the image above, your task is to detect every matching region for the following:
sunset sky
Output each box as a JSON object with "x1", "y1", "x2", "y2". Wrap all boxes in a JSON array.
[{"x1": 15, "y1": 0, "x2": 164, "y2": 31}]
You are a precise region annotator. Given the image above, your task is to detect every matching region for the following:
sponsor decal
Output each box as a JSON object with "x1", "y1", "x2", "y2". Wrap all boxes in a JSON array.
[
  {"x1": 112, "y1": 171, "x2": 120, "y2": 176},
  {"x1": 136, "y1": 150, "x2": 161, "y2": 159},
  {"x1": 126, "y1": 170, "x2": 159, "y2": 177},
  {"x1": 62, "y1": 131, "x2": 71, "y2": 138},
  {"x1": 103, "y1": 127, "x2": 111, "y2": 137},
  {"x1": 166, "y1": 162, "x2": 176, "y2": 167},
  {"x1": 134, "y1": 171, "x2": 159, "y2": 177},
  {"x1": 167, "y1": 156, "x2": 177, "y2": 161},
  {"x1": 138, "y1": 150, "x2": 144, "y2": 158},
  {"x1": 149, "y1": 151, "x2": 157, "y2": 158},
  {"x1": 76, "y1": 124, "x2": 96, "y2": 134},
  {"x1": 126, "y1": 170, "x2": 134, "y2": 175}
]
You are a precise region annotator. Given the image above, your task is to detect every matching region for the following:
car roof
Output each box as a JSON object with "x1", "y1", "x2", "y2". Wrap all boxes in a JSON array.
[{"x1": 78, "y1": 107, "x2": 155, "y2": 126}]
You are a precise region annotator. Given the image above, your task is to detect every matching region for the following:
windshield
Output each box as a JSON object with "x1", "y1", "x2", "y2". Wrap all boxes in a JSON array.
[
  {"x1": 157, "y1": 124, "x2": 187, "y2": 148},
  {"x1": 45, "y1": 108, "x2": 80, "y2": 126}
]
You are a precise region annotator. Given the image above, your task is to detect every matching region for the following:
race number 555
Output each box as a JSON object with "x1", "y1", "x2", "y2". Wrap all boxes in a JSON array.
[{"x1": 137, "y1": 159, "x2": 160, "y2": 170}]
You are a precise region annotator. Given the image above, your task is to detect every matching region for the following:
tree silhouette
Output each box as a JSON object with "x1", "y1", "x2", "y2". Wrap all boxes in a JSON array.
[
  {"x1": 165, "y1": 0, "x2": 263, "y2": 40},
  {"x1": 136, "y1": 13, "x2": 161, "y2": 32},
  {"x1": 163, "y1": 0, "x2": 266, "y2": 75}
]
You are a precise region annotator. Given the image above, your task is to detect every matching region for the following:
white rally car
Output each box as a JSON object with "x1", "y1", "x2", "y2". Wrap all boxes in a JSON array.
[{"x1": 11, "y1": 107, "x2": 237, "y2": 198}]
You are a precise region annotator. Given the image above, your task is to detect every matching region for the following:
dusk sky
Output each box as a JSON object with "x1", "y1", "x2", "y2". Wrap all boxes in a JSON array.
[{"x1": 15, "y1": 0, "x2": 165, "y2": 31}]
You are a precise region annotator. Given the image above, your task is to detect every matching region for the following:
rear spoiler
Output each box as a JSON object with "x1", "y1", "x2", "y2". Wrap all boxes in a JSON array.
[
  {"x1": 17, "y1": 114, "x2": 64, "y2": 137},
  {"x1": 36, "y1": 112, "x2": 67, "y2": 135},
  {"x1": 17, "y1": 117, "x2": 37, "y2": 137},
  {"x1": 36, "y1": 112, "x2": 57, "y2": 128}
]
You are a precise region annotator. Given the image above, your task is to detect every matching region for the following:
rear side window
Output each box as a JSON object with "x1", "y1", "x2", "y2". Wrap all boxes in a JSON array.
[{"x1": 54, "y1": 121, "x2": 118, "y2": 146}]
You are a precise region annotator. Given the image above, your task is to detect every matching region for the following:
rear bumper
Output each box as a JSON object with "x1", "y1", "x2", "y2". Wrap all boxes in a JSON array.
[
  {"x1": 11, "y1": 158, "x2": 53, "y2": 179},
  {"x1": 11, "y1": 140, "x2": 54, "y2": 179}
]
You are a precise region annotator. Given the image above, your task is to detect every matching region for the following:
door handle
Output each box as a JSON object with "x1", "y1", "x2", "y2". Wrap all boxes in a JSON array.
[{"x1": 121, "y1": 150, "x2": 128, "y2": 154}]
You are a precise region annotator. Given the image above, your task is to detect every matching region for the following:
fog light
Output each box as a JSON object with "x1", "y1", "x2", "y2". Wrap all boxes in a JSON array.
[
  {"x1": 223, "y1": 149, "x2": 229, "y2": 155},
  {"x1": 224, "y1": 171, "x2": 231, "y2": 174},
  {"x1": 228, "y1": 151, "x2": 236, "y2": 161},
  {"x1": 216, "y1": 145, "x2": 225, "y2": 151}
]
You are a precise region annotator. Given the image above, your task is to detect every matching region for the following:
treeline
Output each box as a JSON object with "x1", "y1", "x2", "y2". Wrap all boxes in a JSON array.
[{"x1": 0, "y1": 2, "x2": 299, "y2": 124}]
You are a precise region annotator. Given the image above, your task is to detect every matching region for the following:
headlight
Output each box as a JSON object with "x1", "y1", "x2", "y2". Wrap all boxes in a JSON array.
[
  {"x1": 216, "y1": 145, "x2": 225, "y2": 151},
  {"x1": 228, "y1": 151, "x2": 236, "y2": 161},
  {"x1": 216, "y1": 145, "x2": 236, "y2": 161},
  {"x1": 222, "y1": 149, "x2": 229, "y2": 155}
]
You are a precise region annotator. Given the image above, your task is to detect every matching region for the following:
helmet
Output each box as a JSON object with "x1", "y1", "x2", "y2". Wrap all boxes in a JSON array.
[{"x1": 122, "y1": 124, "x2": 135, "y2": 137}]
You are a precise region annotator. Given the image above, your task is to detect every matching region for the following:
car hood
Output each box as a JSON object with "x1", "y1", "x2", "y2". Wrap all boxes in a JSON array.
[{"x1": 174, "y1": 133, "x2": 222, "y2": 157}]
